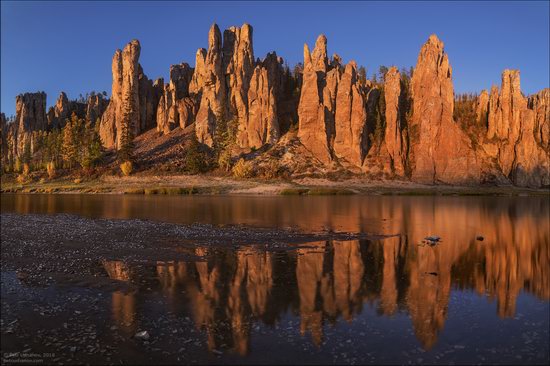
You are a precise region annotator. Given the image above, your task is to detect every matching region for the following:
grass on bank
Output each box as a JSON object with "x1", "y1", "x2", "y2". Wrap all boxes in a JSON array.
[
  {"x1": 125, "y1": 187, "x2": 201, "y2": 195},
  {"x1": 280, "y1": 187, "x2": 355, "y2": 195}
]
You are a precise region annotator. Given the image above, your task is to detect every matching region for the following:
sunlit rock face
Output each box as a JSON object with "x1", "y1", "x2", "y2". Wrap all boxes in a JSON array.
[
  {"x1": 12, "y1": 92, "x2": 48, "y2": 157},
  {"x1": 46, "y1": 92, "x2": 86, "y2": 130},
  {"x1": 189, "y1": 23, "x2": 287, "y2": 149},
  {"x1": 383, "y1": 67, "x2": 406, "y2": 176},
  {"x1": 333, "y1": 62, "x2": 368, "y2": 167},
  {"x1": 480, "y1": 71, "x2": 550, "y2": 187},
  {"x1": 237, "y1": 52, "x2": 284, "y2": 149},
  {"x1": 529, "y1": 88, "x2": 550, "y2": 151},
  {"x1": 192, "y1": 24, "x2": 226, "y2": 147},
  {"x1": 409, "y1": 35, "x2": 483, "y2": 185},
  {"x1": 223, "y1": 24, "x2": 255, "y2": 144},
  {"x1": 86, "y1": 93, "x2": 109, "y2": 126},
  {"x1": 156, "y1": 63, "x2": 196, "y2": 134},
  {"x1": 99, "y1": 40, "x2": 159, "y2": 149},
  {"x1": 297, "y1": 37, "x2": 334, "y2": 164},
  {"x1": 297, "y1": 35, "x2": 370, "y2": 167}
]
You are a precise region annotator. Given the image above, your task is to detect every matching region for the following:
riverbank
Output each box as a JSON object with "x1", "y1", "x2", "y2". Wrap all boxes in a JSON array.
[{"x1": 1, "y1": 174, "x2": 548, "y2": 196}]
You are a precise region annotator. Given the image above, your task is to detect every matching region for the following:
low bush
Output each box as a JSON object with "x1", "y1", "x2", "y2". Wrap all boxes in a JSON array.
[
  {"x1": 280, "y1": 188, "x2": 309, "y2": 195},
  {"x1": 47, "y1": 161, "x2": 56, "y2": 179},
  {"x1": 120, "y1": 161, "x2": 133, "y2": 176},
  {"x1": 124, "y1": 188, "x2": 145, "y2": 194},
  {"x1": 16, "y1": 163, "x2": 31, "y2": 184},
  {"x1": 232, "y1": 158, "x2": 253, "y2": 179},
  {"x1": 307, "y1": 187, "x2": 355, "y2": 195},
  {"x1": 260, "y1": 160, "x2": 281, "y2": 180},
  {"x1": 14, "y1": 159, "x2": 22, "y2": 174}
]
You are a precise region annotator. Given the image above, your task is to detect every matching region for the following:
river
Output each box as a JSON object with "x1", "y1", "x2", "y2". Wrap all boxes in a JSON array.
[{"x1": 1, "y1": 194, "x2": 548, "y2": 364}]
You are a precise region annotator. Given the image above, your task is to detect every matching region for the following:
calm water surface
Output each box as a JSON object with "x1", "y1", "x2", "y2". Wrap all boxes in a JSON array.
[{"x1": 1, "y1": 194, "x2": 549, "y2": 364}]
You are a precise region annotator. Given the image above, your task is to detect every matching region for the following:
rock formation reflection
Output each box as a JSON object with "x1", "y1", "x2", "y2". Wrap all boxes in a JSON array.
[
  {"x1": 102, "y1": 224, "x2": 548, "y2": 353},
  {"x1": 8, "y1": 194, "x2": 547, "y2": 352},
  {"x1": 103, "y1": 260, "x2": 137, "y2": 335}
]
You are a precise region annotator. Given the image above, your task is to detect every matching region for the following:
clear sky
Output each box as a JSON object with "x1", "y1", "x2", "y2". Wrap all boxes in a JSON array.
[{"x1": 1, "y1": 1, "x2": 549, "y2": 117}]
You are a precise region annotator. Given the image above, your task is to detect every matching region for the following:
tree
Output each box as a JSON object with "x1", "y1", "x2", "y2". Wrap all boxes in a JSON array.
[
  {"x1": 378, "y1": 65, "x2": 389, "y2": 82},
  {"x1": 183, "y1": 133, "x2": 208, "y2": 174},
  {"x1": 20, "y1": 140, "x2": 32, "y2": 165},
  {"x1": 118, "y1": 90, "x2": 135, "y2": 162},
  {"x1": 293, "y1": 62, "x2": 304, "y2": 78},
  {"x1": 46, "y1": 128, "x2": 63, "y2": 168},
  {"x1": 368, "y1": 88, "x2": 386, "y2": 151},
  {"x1": 61, "y1": 119, "x2": 78, "y2": 169},
  {"x1": 371, "y1": 73, "x2": 378, "y2": 84},
  {"x1": 81, "y1": 122, "x2": 104, "y2": 168},
  {"x1": 213, "y1": 110, "x2": 237, "y2": 171},
  {"x1": 358, "y1": 66, "x2": 367, "y2": 84}
]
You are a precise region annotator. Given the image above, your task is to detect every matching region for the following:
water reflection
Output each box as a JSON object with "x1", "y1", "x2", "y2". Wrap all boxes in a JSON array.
[
  {"x1": 102, "y1": 234, "x2": 549, "y2": 353},
  {"x1": 3, "y1": 194, "x2": 548, "y2": 353},
  {"x1": 5, "y1": 194, "x2": 548, "y2": 234}
]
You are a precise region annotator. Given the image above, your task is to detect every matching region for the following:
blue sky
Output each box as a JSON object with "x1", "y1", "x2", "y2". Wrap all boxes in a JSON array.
[{"x1": 1, "y1": 1, "x2": 549, "y2": 117}]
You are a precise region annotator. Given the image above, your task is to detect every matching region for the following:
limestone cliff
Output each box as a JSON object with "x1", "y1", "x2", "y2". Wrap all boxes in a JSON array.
[
  {"x1": 409, "y1": 35, "x2": 483, "y2": 184},
  {"x1": 157, "y1": 63, "x2": 196, "y2": 134},
  {"x1": 46, "y1": 92, "x2": 87, "y2": 129},
  {"x1": 479, "y1": 71, "x2": 549, "y2": 187},
  {"x1": 297, "y1": 35, "x2": 336, "y2": 164},
  {"x1": 14, "y1": 92, "x2": 48, "y2": 157},
  {"x1": 192, "y1": 24, "x2": 226, "y2": 147},
  {"x1": 99, "y1": 40, "x2": 158, "y2": 149}
]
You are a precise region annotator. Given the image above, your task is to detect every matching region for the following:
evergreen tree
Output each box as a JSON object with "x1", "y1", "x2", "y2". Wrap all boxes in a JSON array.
[
  {"x1": 21, "y1": 140, "x2": 32, "y2": 165},
  {"x1": 81, "y1": 122, "x2": 104, "y2": 168},
  {"x1": 213, "y1": 110, "x2": 237, "y2": 171},
  {"x1": 358, "y1": 66, "x2": 367, "y2": 84},
  {"x1": 61, "y1": 119, "x2": 78, "y2": 169},
  {"x1": 378, "y1": 65, "x2": 389, "y2": 82},
  {"x1": 118, "y1": 90, "x2": 135, "y2": 162},
  {"x1": 183, "y1": 133, "x2": 208, "y2": 174}
]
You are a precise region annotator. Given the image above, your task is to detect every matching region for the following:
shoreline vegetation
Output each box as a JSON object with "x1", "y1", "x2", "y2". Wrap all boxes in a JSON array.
[{"x1": 1, "y1": 174, "x2": 548, "y2": 196}]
